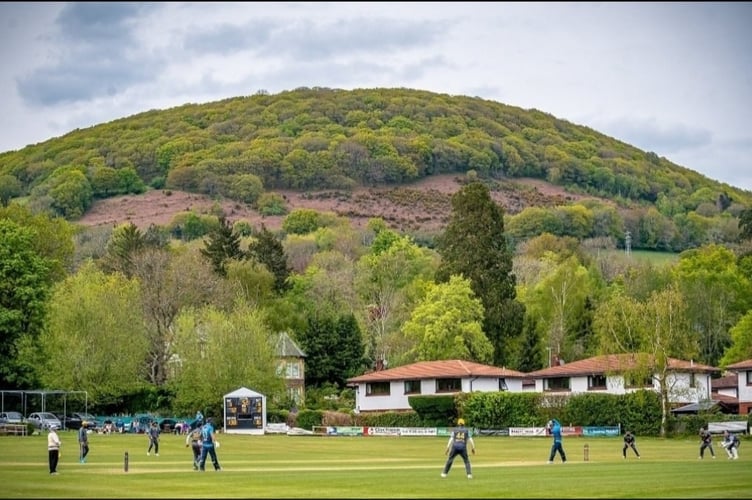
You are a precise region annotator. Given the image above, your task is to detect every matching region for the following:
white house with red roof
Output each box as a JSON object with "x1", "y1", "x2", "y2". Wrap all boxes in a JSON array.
[
  {"x1": 525, "y1": 353, "x2": 719, "y2": 404},
  {"x1": 346, "y1": 359, "x2": 527, "y2": 413},
  {"x1": 724, "y1": 358, "x2": 752, "y2": 414}
]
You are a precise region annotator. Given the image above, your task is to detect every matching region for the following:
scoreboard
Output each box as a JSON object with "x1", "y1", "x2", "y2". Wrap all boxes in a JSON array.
[{"x1": 224, "y1": 395, "x2": 264, "y2": 430}]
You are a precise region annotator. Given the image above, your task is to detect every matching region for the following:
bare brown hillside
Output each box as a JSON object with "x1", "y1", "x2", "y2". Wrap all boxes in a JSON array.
[{"x1": 76, "y1": 174, "x2": 593, "y2": 233}]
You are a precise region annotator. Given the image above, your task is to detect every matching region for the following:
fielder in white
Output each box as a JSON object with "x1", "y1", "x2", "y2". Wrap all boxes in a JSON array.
[{"x1": 720, "y1": 430, "x2": 740, "y2": 460}]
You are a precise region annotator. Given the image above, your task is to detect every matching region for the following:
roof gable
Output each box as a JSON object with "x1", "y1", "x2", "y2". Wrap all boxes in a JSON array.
[
  {"x1": 346, "y1": 359, "x2": 526, "y2": 384},
  {"x1": 275, "y1": 331, "x2": 306, "y2": 358},
  {"x1": 525, "y1": 353, "x2": 718, "y2": 378},
  {"x1": 726, "y1": 358, "x2": 752, "y2": 370}
]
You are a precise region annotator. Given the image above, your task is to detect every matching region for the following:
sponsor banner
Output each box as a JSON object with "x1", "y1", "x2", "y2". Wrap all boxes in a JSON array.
[
  {"x1": 265, "y1": 423, "x2": 289, "y2": 434},
  {"x1": 475, "y1": 428, "x2": 510, "y2": 436},
  {"x1": 582, "y1": 426, "x2": 620, "y2": 437},
  {"x1": 335, "y1": 426, "x2": 366, "y2": 436},
  {"x1": 364, "y1": 426, "x2": 401, "y2": 436},
  {"x1": 709, "y1": 421, "x2": 748, "y2": 434},
  {"x1": 561, "y1": 426, "x2": 581, "y2": 436},
  {"x1": 509, "y1": 427, "x2": 547, "y2": 437},
  {"x1": 399, "y1": 427, "x2": 438, "y2": 437}
]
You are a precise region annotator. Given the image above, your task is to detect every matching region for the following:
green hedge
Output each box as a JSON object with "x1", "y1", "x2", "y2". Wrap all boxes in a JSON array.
[
  {"x1": 353, "y1": 411, "x2": 422, "y2": 427},
  {"x1": 459, "y1": 390, "x2": 664, "y2": 435}
]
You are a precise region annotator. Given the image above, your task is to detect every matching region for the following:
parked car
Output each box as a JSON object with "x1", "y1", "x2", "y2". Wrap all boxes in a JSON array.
[
  {"x1": 26, "y1": 412, "x2": 62, "y2": 431},
  {"x1": 63, "y1": 412, "x2": 99, "y2": 431},
  {"x1": 0, "y1": 411, "x2": 25, "y2": 424}
]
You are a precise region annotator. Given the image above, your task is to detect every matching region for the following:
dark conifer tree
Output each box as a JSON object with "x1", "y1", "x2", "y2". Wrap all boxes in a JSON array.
[
  {"x1": 247, "y1": 224, "x2": 291, "y2": 293},
  {"x1": 200, "y1": 214, "x2": 243, "y2": 277},
  {"x1": 436, "y1": 181, "x2": 525, "y2": 367}
]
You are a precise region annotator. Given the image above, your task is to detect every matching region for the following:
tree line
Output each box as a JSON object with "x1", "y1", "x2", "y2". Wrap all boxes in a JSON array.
[{"x1": 3, "y1": 181, "x2": 752, "y2": 418}]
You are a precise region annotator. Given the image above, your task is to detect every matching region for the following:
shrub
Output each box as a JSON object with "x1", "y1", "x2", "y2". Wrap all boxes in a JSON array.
[
  {"x1": 295, "y1": 409, "x2": 323, "y2": 430},
  {"x1": 353, "y1": 411, "x2": 422, "y2": 427}
]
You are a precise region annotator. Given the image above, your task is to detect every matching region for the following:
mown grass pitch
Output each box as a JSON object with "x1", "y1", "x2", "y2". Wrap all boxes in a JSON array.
[{"x1": 0, "y1": 431, "x2": 749, "y2": 498}]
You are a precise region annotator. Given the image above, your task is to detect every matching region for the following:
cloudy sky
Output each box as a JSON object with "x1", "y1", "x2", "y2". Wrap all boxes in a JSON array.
[{"x1": 1, "y1": 2, "x2": 750, "y2": 190}]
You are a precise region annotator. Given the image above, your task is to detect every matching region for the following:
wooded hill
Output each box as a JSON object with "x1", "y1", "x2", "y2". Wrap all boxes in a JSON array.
[{"x1": 1, "y1": 87, "x2": 749, "y2": 251}]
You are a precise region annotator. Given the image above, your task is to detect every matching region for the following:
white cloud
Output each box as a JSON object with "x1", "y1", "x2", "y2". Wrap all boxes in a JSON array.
[{"x1": 0, "y1": 2, "x2": 749, "y2": 191}]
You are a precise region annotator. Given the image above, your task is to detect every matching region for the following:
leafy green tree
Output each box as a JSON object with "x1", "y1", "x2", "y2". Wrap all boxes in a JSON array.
[
  {"x1": 402, "y1": 275, "x2": 493, "y2": 363},
  {"x1": 0, "y1": 175, "x2": 22, "y2": 206},
  {"x1": 170, "y1": 303, "x2": 284, "y2": 416},
  {"x1": 225, "y1": 173, "x2": 264, "y2": 204},
  {"x1": 133, "y1": 246, "x2": 230, "y2": 386},
  {"x1": 673, "y1": 244, "x2": 752, "y2": 366},
  {"x1": 32, "y1": 167, "x2": 94, "y2": 218},
  {"x1": 355, "y1": 233, "x2": 437, "y2": 366},
  {"x1": 200, "y1": 214, "x2": 244, "y2": 277},
  {"x1": 247, "y1": 225, "x2": 292, "y2": 294},
  {"x1": 256, "y1": 192, "x2": 288, "y2": 216},
  {"x1": 0, "y1": 219, "x2": 53, "y2": 388},
  {"x1": 436, "y1": 181, "x2": 524, "y2": 367},
  {"x1": 117, "y1": 166, "x2": 147, "y2": 194},
  {"x1": 739, "y1": 208, "x2": 752, "y2": 241},
  {"x1": 720, "y1": 310, "x2": 752, "y2": 367},
  {"x1": 36, "y1": 262, "x2": 148, "y2": 403},
  {"x1": 282, "y1": 208, "x2": 324, "y2": 235},
  {"x1": 0, "y1": 203, "x2": 75, "y2": 282},
  {"x1": 525, "y1": 254, "x2": 593, "y2": 362},
  {"x1": 595, "y1": 285, "x2": 697, "y2": 436},
  {"x1": 225, "y1": 259, "x2": 276, "y2": 307}
]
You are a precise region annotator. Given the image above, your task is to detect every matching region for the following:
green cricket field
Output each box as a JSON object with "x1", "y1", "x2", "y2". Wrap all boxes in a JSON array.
[{"x1": 0, "y1": 431, "x2": 748, "y2": 498}]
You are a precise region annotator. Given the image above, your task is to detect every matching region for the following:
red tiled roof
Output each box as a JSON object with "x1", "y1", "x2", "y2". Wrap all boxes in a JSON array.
[
  {"x1": 712, "y1": 374, "x2": 738, "y2": 389},
  {"x1": 726, "y1": 358, "x2": 752, "y2": 370},
  {"x1": 712, "y1": 393, "x2": 739, "y2": 404},
  {"x1": 346, "y1": 359, "x2": 526, "y2": 384},
  {"x1": 525, "y1": 353, "x2": 718, "y2": 378}
]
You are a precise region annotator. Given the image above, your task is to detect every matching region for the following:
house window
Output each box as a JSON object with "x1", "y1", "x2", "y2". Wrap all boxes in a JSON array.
[
  {"x1": 545, "y1": 377, "x2": 570, "y2": 391},
  {"x1": 689, "y1": 373, "x2": 697, "y2": 388},
  {"x1": 499, "y1": 378, "x2": 508, "y2": 391},
  {"x1": 404, "y1": 380, "x2": 421, "y2": 394},
  {"x1": 286, "y1": 362, "x2": 300, "y2": 378},
  {"x1": 625, "y1": 374, "x2": 654, "y2": 388},
  {"x1": 588, "y1": 375, "x2": 607, "y2": 390},
  {"x1": 746, "y1": 371, "x2": 752, "y2": 385},
  {"x1": 288, "y1": 387, "x2": 303, "y2": 404},
  {"x1": 436, "y1": 378, "x2": 462, "y2": 392},
  {"x1": 366, "y1": 382, "x2": 390, "y2": 396}
]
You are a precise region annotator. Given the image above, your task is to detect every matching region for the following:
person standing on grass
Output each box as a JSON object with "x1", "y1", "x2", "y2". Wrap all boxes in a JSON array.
[
  {"x1": 78, "y1": 421, "x2": 90, "y2": 463},
  {"x1": 547, "y1": 419, "x2": 567, "y2": 464},
  {"x1": 622, "y1": 430, "x2": 640, "y2": 459},
  {"x1": 699, "y1": 425, "x2": 716, "y2": 459},
  {"x1": 186, "y1": 426, "x2": 203, "y2": 470},
  {"x1": 47, "y1": 424, "x2": 62, "y2": 475},
  {"x1": 721, "y1": 430, "x2": 740, "y2": 460},
  {"x1": 441, "y1": 418, "x2": 475, "y2": 479},
  {"x1": 147, "y1": 421, "x2": 160, "y2": 456},
  {"x1": 199, "y1": 417, "x2": 222, "y2": 471}
]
